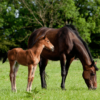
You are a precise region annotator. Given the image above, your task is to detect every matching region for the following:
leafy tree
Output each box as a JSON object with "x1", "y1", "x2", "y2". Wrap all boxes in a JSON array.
[
  {"x1": 0, "y1": 0, "x2": 100, "y2": 58},
  {"x1": 74, "y1": 0, "x2": 100, "y2": 57}
]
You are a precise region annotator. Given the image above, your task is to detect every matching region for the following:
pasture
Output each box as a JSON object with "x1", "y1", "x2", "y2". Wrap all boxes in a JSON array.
[{"x1": 0, "y1": 60, "x2": 100, "y2": 100}]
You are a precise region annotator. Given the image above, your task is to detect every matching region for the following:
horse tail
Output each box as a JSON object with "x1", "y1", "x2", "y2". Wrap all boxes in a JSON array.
[{"x1": 2, "y1": 52, "x2": 8, "y2": 63}]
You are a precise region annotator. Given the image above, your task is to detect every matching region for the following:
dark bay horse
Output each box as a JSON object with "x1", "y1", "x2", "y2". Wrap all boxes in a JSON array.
[
  {"x1": 28, "y1": 25, "x2": 98, "y2": 90},
  {"x1": 2, "y1": 35, "x2": 54, "y2": 92}
]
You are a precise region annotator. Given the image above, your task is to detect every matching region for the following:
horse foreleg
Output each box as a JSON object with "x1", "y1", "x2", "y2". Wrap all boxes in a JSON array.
[
  {"x1": 26, "y1": 64, "x2": 33, "y2": 92},
  {"x1": 13, "y1": 62, "x2": 19, "y2": 92},
  {"x1": 60, "y1": 54, "x2": 66, "y2": 90},
  {"x1": 39, "y1": 57, "x2": 48, "y2": 89},
  {"x1": 9, "y1": 60, "x2": 16, "y2": 92},
  {"x1": 29, "y1": 65, "x2": 37, "y2": 91},
  {"x1": 65, "y1": 56, "x2": 75, "y2": 78}
]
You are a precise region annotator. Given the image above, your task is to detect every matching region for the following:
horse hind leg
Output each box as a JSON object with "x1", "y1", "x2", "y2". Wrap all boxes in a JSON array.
[
  {"x1": 13, "y1": 62, "x2": 19, "y2": 92},
  {"x1": 9, "y1": 60, "x2": 16, "y2": 92}
]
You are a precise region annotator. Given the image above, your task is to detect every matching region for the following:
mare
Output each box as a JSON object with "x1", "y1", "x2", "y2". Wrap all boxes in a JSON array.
[
  {"x1": 2, "y1": 35, "x2": 54, "y2": 92},
  {"x1": 28, "y1": 25, "x2": 98, "y2": 90}
]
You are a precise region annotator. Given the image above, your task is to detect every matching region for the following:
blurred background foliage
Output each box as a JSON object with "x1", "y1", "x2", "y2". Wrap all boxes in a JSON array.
[{"x1": 0, "y1": 0, "x2": 100, "y2": 58}]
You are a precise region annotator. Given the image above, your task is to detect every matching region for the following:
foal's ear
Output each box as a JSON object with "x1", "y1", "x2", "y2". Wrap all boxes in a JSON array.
[
  {"x1": 43, "y1": 34, "x2": 47, "y2": 39},
  {"x1": 39, "y1": 35, "x2": 45, "y2": 39}
]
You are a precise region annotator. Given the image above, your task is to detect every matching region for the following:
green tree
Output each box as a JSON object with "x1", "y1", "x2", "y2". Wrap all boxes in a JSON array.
[
  {"x1": 74, "y1": 0, "x2": 100, "y2": 57},
  {"x1": 0, "y1": 0, "x2": 100, "y2": 58}
]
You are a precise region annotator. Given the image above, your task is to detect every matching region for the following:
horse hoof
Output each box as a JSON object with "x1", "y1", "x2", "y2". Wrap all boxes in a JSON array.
[
  {"x1": 12, "y1": 89, "x2": 17, "y2": 92},
  {"x1": 61, "y1": 85, "x2": 66, "y2": 90},
  {"x1": 61, "y1": 87, "x2": 66, "y2": 90},
  {"x1": 42, "y1": 85, "x2": 47, "y2": 89},
  {"x1": 42, "y1": 87, "x2": 47, "y2": 89},
  {"x1": 62, "y1": 88, "x2": 66, "y2": 90}
]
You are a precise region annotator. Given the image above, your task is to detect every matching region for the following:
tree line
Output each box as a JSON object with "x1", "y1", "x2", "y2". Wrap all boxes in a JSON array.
[{"x1": 0, "y1": 0, "x2": 100, "y2": 58}]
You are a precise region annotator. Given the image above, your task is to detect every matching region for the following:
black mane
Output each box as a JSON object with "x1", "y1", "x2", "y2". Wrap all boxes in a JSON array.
[
  {"x1": 66, "y1": 24, "x2": 98, "y2": 70},
  {"x1": 28, "y1": 28, "x2": 47, "y2": 49}
]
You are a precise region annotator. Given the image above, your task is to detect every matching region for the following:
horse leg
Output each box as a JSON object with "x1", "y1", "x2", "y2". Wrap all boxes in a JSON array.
[
  {"x1": 26, "y1": 64, "x2": 33, "y2": 92},
  {"x1": 13, "y1": 62, "x2": 19, "y2": 92},
  {"x1": 39, "y1": 57, "x2": 48, "y2": 89},
  {"x1": 65, "y1": 56, "x2": 75, "y2": 78},
  {"x1": 9, "y1": 60, "x2": 16, "y2": 91},
  {"x1": 29, "y1": 65, "x2": 37, "y2": 91},
  {"x1": 60, "y1": 54, "x2": 66, "y2": 90}
]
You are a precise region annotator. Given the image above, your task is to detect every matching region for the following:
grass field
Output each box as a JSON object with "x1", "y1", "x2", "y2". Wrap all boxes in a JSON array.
[{"x1": 0, "y1": 59, "x2": 100, "y2": 100}]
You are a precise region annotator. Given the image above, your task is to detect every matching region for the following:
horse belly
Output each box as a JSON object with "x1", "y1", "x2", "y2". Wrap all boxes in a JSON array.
[
  {"x1": 41, "y1": 49, "x2": 60, "y2": 61},
  {"x1": 16, "y1": 53, "x2": 28, "y2": 66}
]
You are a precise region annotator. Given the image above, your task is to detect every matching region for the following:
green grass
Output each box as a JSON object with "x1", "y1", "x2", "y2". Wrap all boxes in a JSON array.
[{"x1": 0, "y1": 60, "x2": 100, "y2": 100}]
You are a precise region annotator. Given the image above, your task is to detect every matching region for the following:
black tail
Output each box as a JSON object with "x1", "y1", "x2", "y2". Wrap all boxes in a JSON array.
[{"x1": 2, "y1": 52, "x2": 8, "y2": 63}]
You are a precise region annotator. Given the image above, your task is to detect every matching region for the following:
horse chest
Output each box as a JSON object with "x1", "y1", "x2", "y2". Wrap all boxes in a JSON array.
[{"x1": 33, "y1": 57, "x2": 40, "y2": 65}]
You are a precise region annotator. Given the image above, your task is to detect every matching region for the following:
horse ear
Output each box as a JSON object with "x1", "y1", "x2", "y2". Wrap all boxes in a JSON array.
[
  {"x1": 90, "y1": 61, "x2": 98, "y2": 71},
  {"x1": 43, "y1": 34, "x2": 47, "y2": 39},
  {"x1": 44, "y1": 35, "x2": 46, "y2": 39},
  {"x1": 90, "y1": 61, "x2": 94, "y2": 67},
  {"x1": 95, "y1": 61, "x2": 97, "y2": 65},
  {"x1": 92, "y1": 61, "x2": 95, "y2": 65},
  {"x1": 39, "y1": 35, "x2": 45, "y2": 39}
]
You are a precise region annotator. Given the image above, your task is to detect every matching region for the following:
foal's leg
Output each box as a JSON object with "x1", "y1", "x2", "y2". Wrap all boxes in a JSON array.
[
  {"x1": 13, "y1": 62, "x2": 19, "y2": 92},
  {"x1": 26, "y1": 64, "x2": 33, "y2": 92},
  {"x1": 9, "y1": 60, "x2": 16, "y2": 91},
  {"x1": 60, "y1": 53, "x2": 66, "y2": 90},
  {"x1": 29, "y1": 65, "x2": 37, "y2": 90},
  {"x1": 39, "y1": 57, "x2": 48, "y2": 89}
]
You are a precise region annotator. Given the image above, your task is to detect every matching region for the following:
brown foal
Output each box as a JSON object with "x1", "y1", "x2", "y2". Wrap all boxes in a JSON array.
[{"x1": 3, "y1": 35, "x2": 54, "y2": 92}]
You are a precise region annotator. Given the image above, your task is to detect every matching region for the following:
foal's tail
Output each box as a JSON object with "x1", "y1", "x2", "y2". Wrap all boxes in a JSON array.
[{"x1": 2, "y1": 52, "x2": 8, "y2": 63}]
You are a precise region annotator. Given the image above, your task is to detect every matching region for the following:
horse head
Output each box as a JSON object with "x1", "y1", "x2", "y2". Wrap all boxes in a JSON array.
[
  {"x1": 82, "y1": 61, "x2": 98, "y2": 90},
  {"x1": 39, "y1": 35, "x2": 54, "y2": 52}
]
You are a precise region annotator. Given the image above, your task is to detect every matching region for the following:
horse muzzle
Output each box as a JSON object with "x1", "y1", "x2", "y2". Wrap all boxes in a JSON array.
[{"x1": 88, "y1": 87, "x2": 97, "y2": 90}]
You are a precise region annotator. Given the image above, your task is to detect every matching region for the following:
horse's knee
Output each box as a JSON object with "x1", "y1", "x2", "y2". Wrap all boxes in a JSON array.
[
  {"x1": 9, "y1": 73, "x2": 14, "y2": 80},
  {"x1": 40, "y1": 69, "x2": 45, "y2": 75},
  {"x1": 31, "y1": 77, "x2": 34, "y2": 82},
  {"x1": 61, "y1": 68, "x2": 66, "y2": 76},
  {"x1": 61, "y1": 72, "x2": 66, "y2": 77}
]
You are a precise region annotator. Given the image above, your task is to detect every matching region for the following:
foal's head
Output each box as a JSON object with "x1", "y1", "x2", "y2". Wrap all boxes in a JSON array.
[
  {"x1": 82, "y1": 61, "x2": 98, "y2": 90},
  {"x1": 39, "y1": 35, "x2": 54, "y2": 52}
]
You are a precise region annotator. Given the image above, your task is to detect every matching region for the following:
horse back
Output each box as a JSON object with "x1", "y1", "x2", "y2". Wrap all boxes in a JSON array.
[
  {"x1": 8, "y1": 48, "x2": 23, "y2": 61},
  {"x1": 28, "y1": 27, "x2": 75, "y2": 60}
]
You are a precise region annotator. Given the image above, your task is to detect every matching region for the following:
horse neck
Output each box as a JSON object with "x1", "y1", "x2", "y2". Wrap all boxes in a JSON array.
[
  {"x1": 30, "y1": 42, "x2": 44, "y2": 57},
  {"x1": 74, "y1": 41, "x2": 92, "y2": 70}
]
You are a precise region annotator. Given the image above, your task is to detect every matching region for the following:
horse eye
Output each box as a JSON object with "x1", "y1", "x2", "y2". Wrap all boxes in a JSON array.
[{"x1": 47, "y1": 41, "x2": 49, "y2": 42}]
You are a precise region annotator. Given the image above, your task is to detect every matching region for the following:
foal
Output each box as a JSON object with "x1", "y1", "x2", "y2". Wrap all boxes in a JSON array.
[{"x1": 3, "y1": 35, "x2": 54, "y2": 92}]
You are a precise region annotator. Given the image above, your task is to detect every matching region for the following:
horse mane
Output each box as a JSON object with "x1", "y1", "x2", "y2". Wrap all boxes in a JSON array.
[
  {"x1": 28, "y1": 28, "x2": 47, "y2": 49},
  {"x1": 66, "y1": 24, "x2": 98, "y2": 70}
]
